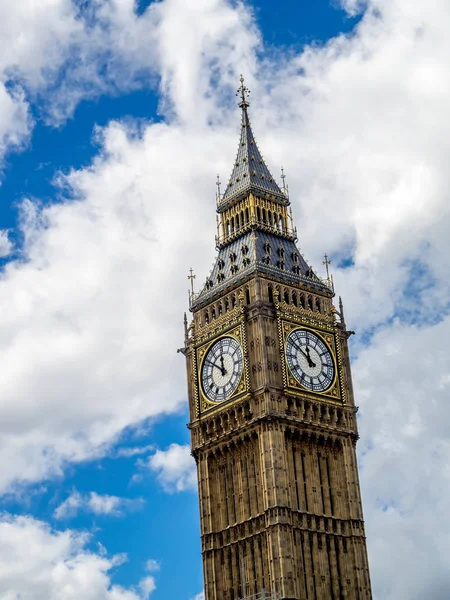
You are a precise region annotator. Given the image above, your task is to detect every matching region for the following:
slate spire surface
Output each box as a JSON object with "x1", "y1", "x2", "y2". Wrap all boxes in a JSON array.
[{"x1": 219, "y1": 76, "x2": 287, "y2": 208}]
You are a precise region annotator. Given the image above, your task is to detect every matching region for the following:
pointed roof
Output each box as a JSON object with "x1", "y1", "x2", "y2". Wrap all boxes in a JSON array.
[
  {"x1": 192, "y1": 230, "x2": 331, "y2": 309},
  {"x1": 218, "y1": 77, "x2": 288, "y2": 209}
]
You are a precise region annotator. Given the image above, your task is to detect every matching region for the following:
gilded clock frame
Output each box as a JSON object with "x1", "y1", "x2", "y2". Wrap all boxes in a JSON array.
[
  {"x1": 278, "y1": 319, "x2": 345, "y2": 403},
  {"x1": 195, "y1": 324, "x2": 250, "y2": 416}
]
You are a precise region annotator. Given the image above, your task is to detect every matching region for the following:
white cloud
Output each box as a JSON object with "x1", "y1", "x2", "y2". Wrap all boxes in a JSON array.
[
  {"x1": 354, "y1": 316, "x2": 450, "y2": 599},
  {"x1": 148, "y1": 444, "x2": 197, "y2": 493},
  {"x1": 0, "y1": 231, "x2": 12, "y2": 258},
  {"x1": 0, "y1": 514, "x2": 150, "y2": 599},
  {"x1": 191, "y1": 593, "x2": 205, "y2": 600},
  {"x1": 54, "y1": 491, "x2": 144, "y2": 519},
  {"x1": 139, "y1": 576, "x2": 156, "y2": 600},
  {"x1": 0, "y1": 0, "x2": 258, "y2": 166},
  {"x1": 114, "y1": 445, "x2": 154, "y2": 458},
  {"x1": 145, "y1": 559, "x2": 160, "y2": 572}
]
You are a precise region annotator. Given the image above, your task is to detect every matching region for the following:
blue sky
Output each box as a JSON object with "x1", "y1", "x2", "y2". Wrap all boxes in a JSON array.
[{"x1": 0, "y1": 1, "x2": 450, "y2": 599}]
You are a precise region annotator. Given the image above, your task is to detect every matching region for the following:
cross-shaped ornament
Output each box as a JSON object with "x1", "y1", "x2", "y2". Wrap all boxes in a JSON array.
[
  {"x1": 188, "y1": 268, "x2": 196, "y2": 299},
  {"x1": 322, "y1": 254, "x2": 331, "y2": 281}
]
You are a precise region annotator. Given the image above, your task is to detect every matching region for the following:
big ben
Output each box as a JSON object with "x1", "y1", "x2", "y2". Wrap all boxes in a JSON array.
[{"x1": 182, "y1": 77, "x2": 372, "y2": 600}]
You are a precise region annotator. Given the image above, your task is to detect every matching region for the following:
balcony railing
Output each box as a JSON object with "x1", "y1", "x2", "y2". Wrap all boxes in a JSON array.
[{"x1": 216, "y1": 216, "x2": 297, "y2": 247}]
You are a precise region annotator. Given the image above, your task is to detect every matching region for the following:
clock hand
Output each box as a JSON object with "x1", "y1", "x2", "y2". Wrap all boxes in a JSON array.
[
  {"x1": 297, "y1": 347, "x2": 310, "y2": 362},
  {"x1": 204, "y1": 358, "x2": 223, "y2": 372},
  {"x1": 220, "y1": 354, "x2": 226, "y2": 376},
  {"x1": 305, "y1": 346, "x2": 316, "y2": 368},
  {"x1": 291, "y1": 339, "x2": 316, "y2": 368}
]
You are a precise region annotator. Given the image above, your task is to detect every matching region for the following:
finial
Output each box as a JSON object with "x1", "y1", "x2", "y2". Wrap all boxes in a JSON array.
[
  {"x1": 339, "y1": 296, "x2": 346, "y2": 325},
  {"x1": 237, "y1": 74, "x2": 250, "y2": 108},
  {"x1": 187, "y1": 268, "x2": 196, "y2": 302},
  {"x1": 322, "y1": 254, "x2": 331, "y2": 282},
  {"x1": 184, "y1": 312, "x2": 188, "y2": 341},
  {"x1": 216, "y1": 174, "x2": 222, "y2": 201},
  {"x1": 281, "y1": 167, "x2": 286, "y2": 192},
  {"x1": 249, "y1": 230, "x2": 258, "y2": 260}
]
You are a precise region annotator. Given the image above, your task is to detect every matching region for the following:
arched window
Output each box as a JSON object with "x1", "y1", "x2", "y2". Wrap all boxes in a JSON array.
[
  {"x1": 300, "y1": 294, "x2": 306, "y2": 309},
  {"x1": 231, "y1": 294, "x2": 237, "y2": 308},
  {"x1": 246, "y1": 287, "x2": 250, "y2": 304},
  {"x1": 292, "y1": 292, "x2": 298, "y2": 307},
  {"x1": 204, "y1": 310, "x2": 209, "y2": 324},
  {"x1": 224, "y1": 298, "x2": 229, "y2": 312},
  {"x1": 211, "y1": 307, "x2": 216, "y2": 320},
  {"x1": 246, "y1": 207, "x2": 249, "y2": 222},
  {"x1": 284, "y1": 290, "x2": 290, "y2": 304},
  {"x1": 316, "y1": 298, "x2": 321, "y2": 313},
  {"x1": 268, "y1": 284, "x2": 274, "y2": 303},
  {"x1": 308, "y1": 296, "x2": 313, "y2": 310}
]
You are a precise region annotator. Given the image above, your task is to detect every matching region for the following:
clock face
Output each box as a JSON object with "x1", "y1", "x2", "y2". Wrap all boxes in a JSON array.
[
  {"x1": 286, "y1": 329, "x2": 335, "y2": 392},
  {"x1": 201, "y1": 336, "x2": 244, "y2": 403}
]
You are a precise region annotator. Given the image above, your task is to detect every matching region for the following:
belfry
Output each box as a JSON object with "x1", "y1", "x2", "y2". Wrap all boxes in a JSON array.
[{"x1": 182, "y1": 77, "x2": 372, "y2": 600}]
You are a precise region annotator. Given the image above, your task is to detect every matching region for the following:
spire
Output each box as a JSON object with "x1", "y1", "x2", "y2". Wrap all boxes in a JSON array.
[{"x1": 218, "y1": 76, "x2": 287, "y2": 208}]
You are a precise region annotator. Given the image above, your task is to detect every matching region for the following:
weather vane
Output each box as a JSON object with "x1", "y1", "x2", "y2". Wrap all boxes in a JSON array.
[{"x1": 237, "y1": 74, "x2": 250, "y2": 108}]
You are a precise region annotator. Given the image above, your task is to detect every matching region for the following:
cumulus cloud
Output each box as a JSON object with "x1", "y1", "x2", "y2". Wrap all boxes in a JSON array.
[
  {"x1": 139, "y1": 577, "x2": 156, "y2": 600},
  {"x1": 0, "y1": 514, "x2": 151, "y2": 599},
  {"x1": 54, "y1": 490, "x2": 144, "y2": 520},
  {"x1": 0, "y1": 231, "x2": 12, "y2": 258},
  {"x1": 0, "y1": 0, "x2": 449, "y2": 598},
  {"x1": 0, "y1": 0, "x2": 258, "y2": 166},
  {"x1": 148, "y1": 444, "x2": 197, "y2": 493},
  {"x1": 354, "y1": 316, "x2": 450, "y2": 599},
  {"x1": 145, "y1": 559, "x2": 160, "y2": 572},
  {"x1": 0, "y1": 0, "x2": 259, "y2": 495}
]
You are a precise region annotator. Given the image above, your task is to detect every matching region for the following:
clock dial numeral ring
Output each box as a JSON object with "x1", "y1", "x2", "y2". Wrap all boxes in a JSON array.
[
  {"x1": 201, "y1": 336, "x2": 244, "y2": 403},
  {"x1": 285, "y1": 329, "x2": 335, "y2": 393}
]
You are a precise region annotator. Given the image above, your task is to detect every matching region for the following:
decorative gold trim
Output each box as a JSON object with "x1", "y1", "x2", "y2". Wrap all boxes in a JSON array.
[
  {"x1": 283, "y1": 325, "x2": 338, "y2": 398},
  {"x1": 277, "y1": 307, "x2": 345, "y2": 403},
  {"x1": 335, "y1": 331, "x2": 347, "y2": 403},
  {"x1": 197, "y1": 305, "x2": 242, "y2": 340},
  {"x1": 191, "y1": 346, "x2": 199, "y2": 417},
  {"x1": 277, "y1": 301, "x2": 335, "y2": 329}
]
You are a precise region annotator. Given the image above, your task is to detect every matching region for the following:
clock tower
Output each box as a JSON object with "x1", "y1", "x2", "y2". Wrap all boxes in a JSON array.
[{"x1": 182, "y1": 78, "x2": 372, "y2": 600}]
